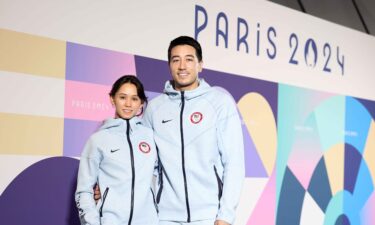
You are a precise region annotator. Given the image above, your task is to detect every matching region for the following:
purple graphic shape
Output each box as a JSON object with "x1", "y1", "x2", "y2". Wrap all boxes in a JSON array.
[
  {"x1": 66, "y1": 42, "x2": 136, "y2": 85},
  {"x1": 344, "y1": 144, "x2": 362, "y2": 194},
  {"x1": 0, "y1": 157, "x2": 80, "y2": 225},
  {"x1": 356, "y1": 97, "x2": 375, "y2": 119},
  {"x1": 243, "y1": 123, "x2": 268, "y2": 177},
  {"x1": 135, "y1": 55, "x2": 171, "y2": 93},
  {"x1": 63, "y1": 118, "x2": 102, "y2": 157},
  {"x1": 146, "y1": 90, "x2": 161, "y2": 102}
]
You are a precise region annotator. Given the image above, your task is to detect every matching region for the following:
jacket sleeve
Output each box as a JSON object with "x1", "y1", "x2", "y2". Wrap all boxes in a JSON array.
[
  {"x1": 75, "y1": 137, "x2": 103, "y2": 225},
  {"x1": 215, "y1": 94, "x2": 245, "y2": 224},
  {"x1": 143, "y1": 104, "x2": 158, "y2": 178},
  {"x1": 142, "y1": 103, "x2": 154, "y2": 129}
]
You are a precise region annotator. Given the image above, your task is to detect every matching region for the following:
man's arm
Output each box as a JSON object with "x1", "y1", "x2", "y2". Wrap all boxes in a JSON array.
[
  {"x1": 142, "y1": 102, "x2": 154, "y2": 129},
  {"x1": 215, "y1": 94, "x2": 245, "y2": 225}
]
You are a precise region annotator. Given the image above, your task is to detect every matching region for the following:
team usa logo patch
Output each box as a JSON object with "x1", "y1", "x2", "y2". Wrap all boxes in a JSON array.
[
  {"x1": 190, "y1": 112, "x2": 203, "y2": 124},
  {"x1": 138, "y1": 142, "x2": 151, "y2": 153}
]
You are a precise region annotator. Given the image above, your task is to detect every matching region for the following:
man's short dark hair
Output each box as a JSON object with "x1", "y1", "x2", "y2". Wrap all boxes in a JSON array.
[{"x1": 168, "y1": 36, "x2": 203, "y2": 63}]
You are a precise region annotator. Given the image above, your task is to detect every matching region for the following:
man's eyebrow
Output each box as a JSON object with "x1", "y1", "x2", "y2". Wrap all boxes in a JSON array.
[{"x1": 171, "y1": 54, "x2": 195, "y2": 58}]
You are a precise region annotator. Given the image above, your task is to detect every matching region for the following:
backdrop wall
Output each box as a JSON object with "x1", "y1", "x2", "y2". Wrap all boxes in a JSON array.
[{"x1": 0, "y1": 1, "x2": 374, "y2": 224}]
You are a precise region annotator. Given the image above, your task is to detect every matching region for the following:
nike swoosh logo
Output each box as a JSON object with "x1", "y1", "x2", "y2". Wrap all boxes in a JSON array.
[
  {"x1": 110, "y1": 149, "x2": 120, "y2": 153},
  {"x1": 162, "y1": 119, "x2": 172, "y2": 123}
]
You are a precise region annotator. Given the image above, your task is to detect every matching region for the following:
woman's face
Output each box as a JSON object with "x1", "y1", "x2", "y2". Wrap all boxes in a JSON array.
[{"x1": 110, "y1": 83, "x2": 143, "y2": 119}]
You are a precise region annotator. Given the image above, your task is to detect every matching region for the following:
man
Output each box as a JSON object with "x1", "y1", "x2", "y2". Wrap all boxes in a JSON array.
[{"x1": 143, "y1": 36, "x2": 244, "y2": 225}]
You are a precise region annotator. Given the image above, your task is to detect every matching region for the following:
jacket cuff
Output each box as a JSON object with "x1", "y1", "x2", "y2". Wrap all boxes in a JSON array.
[{"x1": 216, "y1": 211, "x2": 235, "y2": 225}]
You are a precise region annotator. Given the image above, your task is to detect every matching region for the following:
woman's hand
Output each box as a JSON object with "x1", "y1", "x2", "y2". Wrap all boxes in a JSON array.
[
  {"x1": 215, "y1": 220, "x2": 230, "y2": 225},
  {"x1": 93, "y1": 184, "x2": 101, "y2": 203}
]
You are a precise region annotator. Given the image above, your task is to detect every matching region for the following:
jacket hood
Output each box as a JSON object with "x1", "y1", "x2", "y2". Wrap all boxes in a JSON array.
[{"x1": 163, "y1": 78, "x2": 211, "y2": 100}]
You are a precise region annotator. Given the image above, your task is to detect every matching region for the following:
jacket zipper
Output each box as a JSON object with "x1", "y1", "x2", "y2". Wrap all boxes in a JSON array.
[
  {"x1": 180, "y1": 91, "x2": 191, "y2": 222},
  {"x1": 156, "y1": 146, "x2": 163, "y2": 204},
  {"x1": 150, "y1": 188, "x2": 159, "y2": 213},
  {"x1": 99, "y1": 187, "x2": 109, "y2": 217},
  {"x1": 126, "y1": 120, "x2": 135, "y2": 225}
]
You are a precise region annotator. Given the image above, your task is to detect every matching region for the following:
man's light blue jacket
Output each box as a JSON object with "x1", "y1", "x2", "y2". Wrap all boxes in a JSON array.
[{"x1": 144, "y1": 79, "x2": 245, "y2": 224}]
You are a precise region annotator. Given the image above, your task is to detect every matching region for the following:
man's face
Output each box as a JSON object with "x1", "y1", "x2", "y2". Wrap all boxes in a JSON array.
[{"x1": 169, "y1": 44, "x2": 202, "y2": 91}]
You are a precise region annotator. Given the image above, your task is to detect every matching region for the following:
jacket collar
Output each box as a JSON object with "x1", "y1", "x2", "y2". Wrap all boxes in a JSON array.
[
  {"x1": 163, "y1": 78, "x2": 211, "y2": 101},
  {"x1": 100, "y1": 116, "x2": 142, "y2": 133}
]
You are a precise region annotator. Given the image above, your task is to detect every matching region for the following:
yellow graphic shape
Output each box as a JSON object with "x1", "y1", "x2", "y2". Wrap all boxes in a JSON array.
[
  {"x1": 0, "y1": 28, "x2": 65, "y2": 78},
  {"x1": 0, "y1": 113, "x2": 63, "y2": 155},
  {"x1": 238, "y1": 92, "x2": 277, "y2": 175},
  {"x1": 325, "y1": 143, "x2": 345, "y2": 195},
  {"x1": 364, "y1": 120, "x2": 375, "y2": 186}
]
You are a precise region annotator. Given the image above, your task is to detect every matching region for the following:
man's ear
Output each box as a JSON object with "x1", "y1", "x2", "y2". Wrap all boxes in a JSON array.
[{"x1": 198, "y1": 60, "x2": 203, "y2": 72}]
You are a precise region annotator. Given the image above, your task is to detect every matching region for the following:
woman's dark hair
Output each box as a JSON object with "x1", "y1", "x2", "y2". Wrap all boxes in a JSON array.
[
  {"x1": 168, "y1": 36, "x2": 203, "y2": 63},
  {"x1": 109, "y1": 75, "x2": 147, "y2": 104}
]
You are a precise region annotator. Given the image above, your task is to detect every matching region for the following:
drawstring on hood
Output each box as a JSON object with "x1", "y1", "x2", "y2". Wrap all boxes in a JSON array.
[{"x1": 164, "y1": 78, "x2": 211, "y2": 101}]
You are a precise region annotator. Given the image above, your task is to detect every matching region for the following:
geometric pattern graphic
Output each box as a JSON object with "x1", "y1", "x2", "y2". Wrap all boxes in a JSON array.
[
  {"x1": 0, "y1": 28, "x2": 374, "y2": 225},
  {"x1": 274, "y1": 85, "x2": 375, "y2": 225},
  {"x1": 66, "y1": 42, "x2": 136, "y2": 86}
]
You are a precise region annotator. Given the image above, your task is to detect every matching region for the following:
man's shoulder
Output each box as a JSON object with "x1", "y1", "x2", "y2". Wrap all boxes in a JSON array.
[
  {"x1": 205, "y1": 86, "x2": 236, "y2": 105},
  {"x1": 145, "y1": 93, "x2": 171, "y2": 115},
  {"x1": 147, "y1": 93, "x2": 166, "y2": 108},
  {"x1": 209, "y1": 86, "x2": 230, "y2": 94}
]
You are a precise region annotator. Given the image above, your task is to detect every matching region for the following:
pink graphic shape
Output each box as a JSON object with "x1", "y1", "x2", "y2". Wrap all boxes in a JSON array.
[
  {"x1": 247, "y1": 169, "x2": 276, "y2": 225},
  {"x1": 288, "y1": 137, "x2": 323, "y2": 190},
  {"x1": 361, "y1": 191, "x2": 375, "y2": 224},
  {"x1": 64, "y1": 80, "x2": 114, "y2": 121}
]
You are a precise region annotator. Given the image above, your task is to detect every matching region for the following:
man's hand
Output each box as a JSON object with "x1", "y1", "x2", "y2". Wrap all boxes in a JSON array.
[
  {"x1": 215, "y1": 220, "x2": 230, "y2": 225},
  {"x1": 93, "y1": 184, "x2": 101, "y2": 204}
]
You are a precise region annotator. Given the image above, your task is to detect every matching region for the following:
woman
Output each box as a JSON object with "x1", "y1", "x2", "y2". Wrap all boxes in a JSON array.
[{"x1": 75, "y1": 75, "x2": 158, "y2": 225}]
